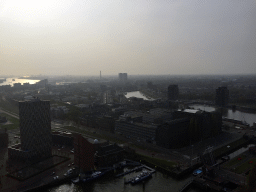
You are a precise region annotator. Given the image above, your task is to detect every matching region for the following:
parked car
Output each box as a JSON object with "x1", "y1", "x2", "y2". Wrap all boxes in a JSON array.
[
  {"x1": 193, "y1": 169, "x2": 202, "y2": 176},
  {"x1": 221, "y1": 156, "x2": 230, "y2": 161}
]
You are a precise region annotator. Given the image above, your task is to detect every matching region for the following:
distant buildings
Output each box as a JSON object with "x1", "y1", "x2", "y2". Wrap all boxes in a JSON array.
[
  {"x1": 168, "y1": 85, "x2": 179, "y2": 100},
  {"x1": 215, "y1": 86, "x2": 229, "y2": 106},
  {"x1": 118, "y1": 73, "x2": 128, "y2": 82},
  {"x1": 8, "y1": 99, "x2": 52, "y2": 162}
]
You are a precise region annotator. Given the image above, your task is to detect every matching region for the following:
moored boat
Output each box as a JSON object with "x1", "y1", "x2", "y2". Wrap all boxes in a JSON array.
[{"x1": 130, "y1": 171, "x2": 152, "y2": 185}]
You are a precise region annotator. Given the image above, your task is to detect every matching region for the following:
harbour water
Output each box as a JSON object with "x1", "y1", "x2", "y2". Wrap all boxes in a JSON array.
[
  {"x1": 46, "y1": 171, "x2": 194, "y2": 192},
  {"x1": 0, "y1": 78, "x2": 40, "y2": 87},
  {"x1": 125, "y1": 91, "x2": 153, "y2": 101},
  {"x1": 189, "y1": 104, "x2": 256, "y2": 126}
]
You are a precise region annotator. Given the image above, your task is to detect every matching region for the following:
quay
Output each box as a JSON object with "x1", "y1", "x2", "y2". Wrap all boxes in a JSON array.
[{"x1": 116, "y1": 164, "x2": 155, "y2": 178}]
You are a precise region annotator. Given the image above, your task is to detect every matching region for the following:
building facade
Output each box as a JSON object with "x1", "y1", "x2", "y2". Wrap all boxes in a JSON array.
[
  {"x1": 0, "y1": 128, "x2": 8, "y2": 148},
  {"x1": 115, "y1": 119, "x2": 158, "y2": 141},
  {"x1": 52, "y1": 131, "x2": 74, "y2": 148},
  {"x1": 155, "y1": 118, "x2": 190, "y2": 148},
  {"x1": 168, "y1": 85, "x2": 179, "y2": 100},
  {"x1": 156, "y1": 109, "x2": 222, "y2": 149},
  {"x1": 118, "y1": 73, "x2": 128, "y2": 81},
  {"x1": 215, "y1": 86, "x2": 229, "y2": 106},
  {"x1": 8, "y1": 99, "x2": 52, "y2": 162},
  {"x1": 73, "y1": 133, "x2": 108, "y2": 172},
  {"x1": 94, "y1": 144, "x2": 125, "y2": 168}
]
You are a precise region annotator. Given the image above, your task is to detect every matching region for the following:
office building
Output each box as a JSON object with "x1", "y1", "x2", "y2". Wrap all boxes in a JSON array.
[
  {"x1": 215, "y1": 86, "x2": 229, "y2": 106},
  {"x1": 168, "y1": 85, "x2": 179, "y2": 100},
  {"x1": 73, "y1": 133, "x2": 108, "y2": 172},
  {"x1": 8, "y1": 99, "x2": 52, "y2": 162}
]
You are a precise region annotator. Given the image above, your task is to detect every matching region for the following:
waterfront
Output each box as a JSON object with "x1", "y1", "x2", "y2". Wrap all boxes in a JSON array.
[
  {"x1": 46, "y1": 171, "x2": 195, "y2": 192},
  {"x1": 0, "y1": 78, "x2": 40, "y2": 87},
  {"x1": 190, "y1": 104, "x2": 256, "y2": 126}
]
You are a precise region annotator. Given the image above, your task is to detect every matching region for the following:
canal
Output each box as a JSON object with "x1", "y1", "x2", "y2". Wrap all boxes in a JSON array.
[{"x1": 189, "y1": 104, "x2": 256, "y2": 126}]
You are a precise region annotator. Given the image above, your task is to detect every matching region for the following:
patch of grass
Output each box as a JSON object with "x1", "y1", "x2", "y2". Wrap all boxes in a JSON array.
[
  {"x1": 63, "y1": 126, "x2": 123, "y2": 144},
  {"x1": 0, "y1": 95, "x2": 19, "y2": 114},
  {"x1": 213, "y1": 137, "x2": 249, "y2": 158},
  {"x1": 234, "y1": 158, "x2": 256, "y2": 174},
  {"x1": 0, "y1": 112, "x2": 19, "y2": 130},
  {"x1": 224, "y1": 154, "x2": 247, "y2": 168}
]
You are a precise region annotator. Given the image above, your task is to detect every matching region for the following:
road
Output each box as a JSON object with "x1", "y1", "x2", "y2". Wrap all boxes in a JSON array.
[{"x1": 0, "y1": 107, "x2": 19, "y2": 119}]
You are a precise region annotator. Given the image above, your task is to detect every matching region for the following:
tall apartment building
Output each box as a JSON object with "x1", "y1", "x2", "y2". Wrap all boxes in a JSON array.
[
  {"x1": 9, "y1": 99, "x2": 52, "y2": 162},
  {"x1": 118, "y1": 73, "x2": 128, "y2": 81},
  {"x1": 215, "y1": 86, "x2": 229, "y2": 106},
  {"x1": 168, "y1": 85, "x2": 179, "y2": 100}
]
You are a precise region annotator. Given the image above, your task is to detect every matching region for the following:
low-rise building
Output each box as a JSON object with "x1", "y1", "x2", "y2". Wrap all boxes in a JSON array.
[
  {"x1": 115, "y1": 119, "x2": 158, "y2": 141},
  {"x1": 52, "y1": 131, "x2": 74, "y2": 148},
  {"x1": 94, "y1": 143, "x2": 125, "y2": 168}
]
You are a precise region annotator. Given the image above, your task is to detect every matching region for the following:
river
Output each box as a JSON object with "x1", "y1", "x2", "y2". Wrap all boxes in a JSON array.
[
  {"x1": 0, "y1": 78, "x2": 40, "y2": 87},
  {"x1": 189, "y1": 104, "x2": 256, "y2": 126},
  {"x1": 125, "y1": 91, "x2": 154, "y2": 101}
]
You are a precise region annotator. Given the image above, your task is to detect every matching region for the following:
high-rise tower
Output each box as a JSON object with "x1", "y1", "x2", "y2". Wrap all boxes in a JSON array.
[
  {"x1": 168, "y1": 85, "x2": 179, "y2": 100},
  {"x1": 215, "y1": 86, "x2": 229, "y2": 106},
  {"x1": 8, "y1": 98, "x2": 52, "y2": 162}
]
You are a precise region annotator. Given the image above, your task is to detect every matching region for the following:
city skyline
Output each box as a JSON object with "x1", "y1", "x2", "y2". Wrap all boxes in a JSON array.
[{"x1": 1, "y1": 0, "x2": 256, "y2": 76}]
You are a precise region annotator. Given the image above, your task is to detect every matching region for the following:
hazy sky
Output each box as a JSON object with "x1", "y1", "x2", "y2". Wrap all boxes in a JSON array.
[{"x1": 1, "y1": 0, "x2": 256, "y2": 76}]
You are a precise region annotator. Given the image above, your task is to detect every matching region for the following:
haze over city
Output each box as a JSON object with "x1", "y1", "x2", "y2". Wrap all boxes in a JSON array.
[{"x1": 1, "y1": 0, "x2": 256, "y2": 76}]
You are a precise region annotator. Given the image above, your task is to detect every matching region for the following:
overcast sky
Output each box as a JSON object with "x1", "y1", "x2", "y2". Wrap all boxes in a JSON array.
[{"x1": 1, "y1": 0, "x2": 256, "y2": 76}]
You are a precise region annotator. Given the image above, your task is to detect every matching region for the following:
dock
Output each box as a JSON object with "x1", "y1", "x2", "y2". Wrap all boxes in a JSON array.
[
  {"x1": 116, "y1": 166, "x2": 144, "y2": 177},
  {"x1": 116, "y1": 164, "x2": 156, "y2": 178}
]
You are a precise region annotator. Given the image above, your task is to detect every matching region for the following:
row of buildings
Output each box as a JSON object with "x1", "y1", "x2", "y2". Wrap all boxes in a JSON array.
[
  {"x1": 115, "y1": 109, "x2": 222, "y2": 148},
  {"x1": 168, "y1": 84, "x2": 229, "y2": 107},
  {"x1": 7, "y1": 99, "x2": 127, "y2": 172}
]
